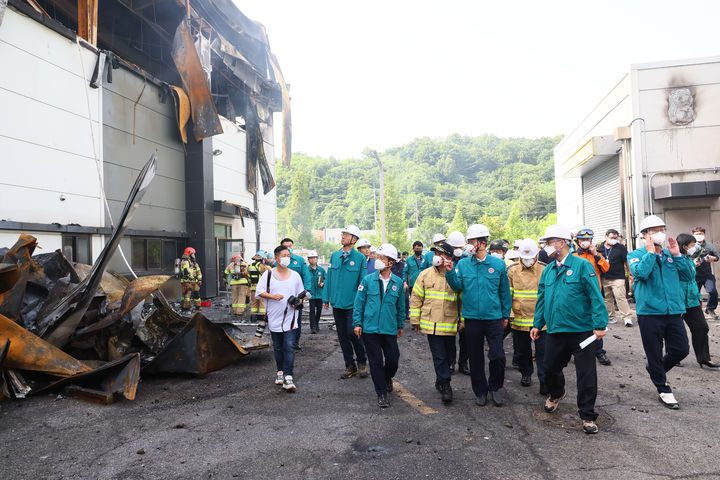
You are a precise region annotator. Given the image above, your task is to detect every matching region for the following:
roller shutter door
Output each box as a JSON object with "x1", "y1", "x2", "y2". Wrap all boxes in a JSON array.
[{"x1": 582, "y1": 158, "x2": 621, "y2": 237}]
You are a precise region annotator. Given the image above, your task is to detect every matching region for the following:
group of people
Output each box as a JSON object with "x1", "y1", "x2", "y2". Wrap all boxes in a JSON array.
[{"x1": 178, "y1": 215, "x2": 718, "y2": 434}]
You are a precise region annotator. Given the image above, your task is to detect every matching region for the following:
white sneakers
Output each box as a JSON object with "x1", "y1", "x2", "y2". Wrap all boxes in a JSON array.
[
  {"x1": 607, "y1": 318, "x2": 618, "y2": 324},
  {"x1": 283, "y1": 375, "x2": 296, "y2": 391},
  {"x1": 659, "y1": 392, "x2": 679, "y2": 409},
  {"x1": 624, "y1": 318, "x2": 634, "y2": 327},
  {"x1": 275, "y1": 371, "x2": 284, "y2": 385}
]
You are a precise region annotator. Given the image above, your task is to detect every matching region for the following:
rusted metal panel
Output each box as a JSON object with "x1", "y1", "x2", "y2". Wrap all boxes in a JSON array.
[
  {"x1": 0, "y1": 313, "x2": 91, "y2": 377},
  {"x1": 77, "y1": 0, "x2": 98, "y2": 46},
  {"x1": 171, "y1": 20, "x2": 223, "y2": 142},
  {"x1": 268, "y1": 52, "x2": 292, "y2": 166},
  {"x1": 168, "y1": 85, "x2": 190, "y2": 144},
  {"x1": 73, "y1": 264, "x2": 130, "y2": 307}
]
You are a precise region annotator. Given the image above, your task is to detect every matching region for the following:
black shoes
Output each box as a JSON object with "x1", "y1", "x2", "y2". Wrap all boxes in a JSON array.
[
  {"x1": 521, "y1": 375, "x2": 532, "y2": 387},
  {"x1": 449, "y1": 363, "x2": 456, "y2": 374},
  {"x1": 377, "y1": 394, "x2": 390, "y2": 408},
  {"x1": 458, "y1": 363, "x2": 471, "y2": 375},
  {"x1": 490, "y1": 390, "x2": 503, "y2": 407},
  {"x1": 596, "y1": 353, "x2": 612, "y2": 366},
  {"x1": 475, "y1": 394, "x2": 487, "y2": 406},
  {"x1": 439, "y1": 381, "x2": 453, "y2": 404},
  {"x1": 539, "y1": 382, "x2": 548, "y2": 396},
  {"x1": 700, "y1": 360, "x2": 720, "y2": 369},
  {"x1": 386, "y1": 378, "x2": 394, "y2": 392}
]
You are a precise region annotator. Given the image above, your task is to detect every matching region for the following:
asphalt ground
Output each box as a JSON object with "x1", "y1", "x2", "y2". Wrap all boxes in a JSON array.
[{"x1": 3, "y1": 307, "x2": 720, "y2": 479}]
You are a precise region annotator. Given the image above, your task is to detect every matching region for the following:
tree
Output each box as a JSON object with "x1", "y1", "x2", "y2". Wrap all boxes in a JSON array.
[
  {"x1": 446, "y1": 202, "x2": 467, "y2": 236},
  {"x1": 281, "y1": 168, "x2": 313, "y2": 247},
  {"x1": 415, "y1": 217, "x2": 447, "y2": 246}
]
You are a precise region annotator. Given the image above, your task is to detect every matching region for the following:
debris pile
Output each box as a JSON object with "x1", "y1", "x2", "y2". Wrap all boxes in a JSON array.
[{"x1": 0, "y1": 154, "x2": 267, "y2": 405}]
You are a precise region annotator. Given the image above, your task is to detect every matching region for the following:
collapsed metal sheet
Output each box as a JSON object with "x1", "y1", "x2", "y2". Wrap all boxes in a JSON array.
[
  {"x1": 0, "y1": 339, "x2": 9, "y2": 400},
  {"x1": 73, "y1": 263, "x2": 130, "y2": 306},
  {"x1": 218, "y1": 322, "x2": 270, "y2": 351},
  {"x1": 0, "y1": 235, "x2": 38, "y2": 323},
  {"x1": 142, "y1": 311, "x2": 248, "y2": 376},
  {"x1": 268, "y1": 52, "x2": 292, "y2": 166},
  {"x1": 168, "y1": 85, "x2": 190, "y2": 144},
  {"x1": 0, "y1": 313, "x2": 91, "y2": 377},
  {"x1": 135, "y1": 296, "x2": 187, "y2": 354},
  {"x1": 40, "y1": 153, "x2": 157, "y2": 347},
  {"x1": 171, "y1": 20, "x2": 223, "y2": 142}
]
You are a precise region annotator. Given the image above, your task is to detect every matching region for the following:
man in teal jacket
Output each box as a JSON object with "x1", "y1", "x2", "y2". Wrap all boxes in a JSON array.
[
  {"x1": 531, "y1": 225, "x2": 608, "y2": 434},
  {"x1": 323, "y1": 225, "x2": 369, "y2": 379},
  {"x1": 445, "y1": 224, "x2": 512, "y2": 407},
  {"x1": 281, "y1": 238, "x2": 312, "y2": 350},
  {"x1": 353, "y1": 243, "x2": 405, "y2": 408},
  {"x1": 307, "y1": 250, "x2": 325, "y2": 334},
  {"x1": 628, "y1": 215, "x2": 693, "y2": 409}
]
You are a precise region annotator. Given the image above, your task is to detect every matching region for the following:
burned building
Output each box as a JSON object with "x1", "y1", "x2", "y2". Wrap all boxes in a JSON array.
[{"x1": 0, "y1": 0, "x2": 289, "y2": 297}]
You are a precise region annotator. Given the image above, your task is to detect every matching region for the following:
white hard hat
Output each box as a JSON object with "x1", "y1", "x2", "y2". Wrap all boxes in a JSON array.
[
  {"x1": 356, "y1": 238, "x2": 371, "y2": 248},
  {"x1": 377, "y1": 243, "x2": 398, "y2": 261},
  {"x1": 513, "y1": 239, "x2": 521, "y2": 248},
  {"x1": 639, "y1": 215, "x2": 666, "y2": 233},
  {"x1": 466, "y1": 224, "x2": 490, "y2": 240},
  {"x1": 517, "y1": 238, "x2": 539, "y2": 259},
  {"x1": 369, "y1": 245, "x2": 377, "y2": 253},
  {"x1": 540, "y1": 224, "x2": 573, "y2": 241},
  {"x1": 342, "y1": 225, "x2": 361, "y2": 238},
  {"x1": 431, "y1": 233, "x2": 446, "y2": 244},
  {"x1": 447, "y1": 231, "x2": 465, "y2": 248},
  {"x1": 537, "y1": 237, "x2": 545, "y2": 243},
  {"x1": 506, "y1": 249, "x2": 520, "y2": 260},
  {"x1": 307, "y1": 250, "x2": 318, "y2": 258}
]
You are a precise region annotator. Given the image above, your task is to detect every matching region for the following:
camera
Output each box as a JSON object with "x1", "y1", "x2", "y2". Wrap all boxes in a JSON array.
[{"x1": 287, "y1": 290, "x2": 309, "y2": 310}]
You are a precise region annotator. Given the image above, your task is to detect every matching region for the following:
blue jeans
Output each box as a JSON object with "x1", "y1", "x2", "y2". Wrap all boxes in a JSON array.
[
  {"x1": 333, "y1": 308, "x2": 366, "y2": 367},
  {"x1": 697, "y1": 275, "x2": 718, "y2": 311},
  {"x1": 637, "y1": 315, "x2": 689, "y2": 394},
  {"x1": 465, "y1": 318, "x2": 505, "y2": 397},
  {"x1": 271, "y1": 329, "x2": 299, "y2": 376}
]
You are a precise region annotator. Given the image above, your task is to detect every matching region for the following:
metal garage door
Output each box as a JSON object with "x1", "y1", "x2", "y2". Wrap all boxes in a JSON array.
[{"x1": 582, "y1": 158, "x2": 621, "y2": 238}]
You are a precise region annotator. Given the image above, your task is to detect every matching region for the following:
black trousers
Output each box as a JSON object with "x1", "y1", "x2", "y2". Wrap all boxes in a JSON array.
[
  {"x1": 683, "y1": 305, "x2": 711, "y2": 363},
  {"x1": 333, "y1": 308, "x2": 366, "y2": 367},
  {"x1": 427, "y1": 334, "x2": 455, "y2": 383},
  {"x1": 308, "y1": 299, "x2": 323, "y2": 332},
  {"x1": 544, "y1": 331, "x2": 598, "y2": 421},
  {"x1": 638, "y1": 314, "x2": 689, "y2": 394},
  {"x1": 362, "y1": 333, "x2": 399, "y2": 395},
  {"x1": 448, "y1": 330, "x2": 468, "y2": 367},
  {"x1": 465, "y1": 319, "x2": 505, "y2": 397},
  {"x1": 293, "y1": 307, "x2": 303, "y2": 347},
  {"x1": 513, "y1": 329, "x2": 546, "y2": 384}
]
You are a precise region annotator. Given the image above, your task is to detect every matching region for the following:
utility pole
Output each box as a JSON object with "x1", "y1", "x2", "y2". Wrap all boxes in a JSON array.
[{"x1": 371, "y1": 150, "x2": 386, "y2": 244}]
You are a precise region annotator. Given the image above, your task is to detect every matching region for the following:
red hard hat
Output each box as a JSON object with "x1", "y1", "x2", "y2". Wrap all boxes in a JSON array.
[
  {"x1": 231, "y1": 254, "x2": 241, "y2": 261},
  {"x1": 184, "y1": 247, "x2": 196, "y2": 256}
]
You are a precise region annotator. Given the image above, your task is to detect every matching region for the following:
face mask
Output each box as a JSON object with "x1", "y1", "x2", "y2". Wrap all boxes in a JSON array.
[
  {"x1": 453, "y1": 248, "x2": 464, "y2": 258},
  {"x1": 579, "y1": 241, "x2": 591, "y2": 249},
  {"x1": 521, "y1": 258, "x2": 535, "y2": 268},
  {"x1": 279, "y1": 257, "x2": 291, "y2": 268},
  {"x1": 686, "y1": 245, "x2": 698, "y2": 256},
  {"x1": 607, "y1": 238, "x2": 618, "y2": 246},
  {"x1": 491, "y1": 252, "x2": 504, "y2": 259},
  {"x1": 694, "y1": 234, "x2": 705, "y2": 243},
  {"x1": 414, "y1": 250, "x2": 423, "y2": 256},
  {"x1": 374, "y1": 259, "x2": 386, "y2": 271},
  {"x1": 651, "y1": 232, "x2": 666, "y2": 245},
  {"x1": 543, "y1": 244, "x2": 556, "y2": 257},
  {"x1": 432, "y1": 255, "x2": 444, "y2": 267}
]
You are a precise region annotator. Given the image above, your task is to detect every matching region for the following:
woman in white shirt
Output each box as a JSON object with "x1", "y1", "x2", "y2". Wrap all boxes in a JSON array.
[{"x1": 256, "y1": 245, "x2": 306, "y2": 391}]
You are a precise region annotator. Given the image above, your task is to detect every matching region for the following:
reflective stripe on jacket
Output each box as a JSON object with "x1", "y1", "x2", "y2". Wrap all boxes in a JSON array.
[
  {"x1": 410, "y1": 266, "x2": 461, "y2": 336},
  {"x1": 224, "y1": 261, "x2": 250, "y2": 285},
  {"x1": 180, "y1": 257, "x2": 202, "y2": 283},
  {"x1": 248, "y1": 262, "x2": 268, "y2": 288},
  {"x1": 507, "y1": 261, "x2": 545, "y2": 331}
]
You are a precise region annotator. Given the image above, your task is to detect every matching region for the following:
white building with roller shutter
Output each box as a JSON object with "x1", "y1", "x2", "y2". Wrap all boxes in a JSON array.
[{"x1": 554, "y1": 56, "x2": 720, "y2": 261}]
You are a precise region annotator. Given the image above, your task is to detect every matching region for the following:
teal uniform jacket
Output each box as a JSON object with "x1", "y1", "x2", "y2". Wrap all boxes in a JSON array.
[
  {"x1": 323, "y1": 248, "x2": 368, "y2": 309},
  {"x1": 680, "y1": 259, "x2": 702, "y2": 309},
  {"x1": 309, "y1": 265, "x2": 326, "y2": 300},
  {"x1": 288, "y1": 254, "x2": 312, "y2": 290},
  {"x1": 533, "y1": 253, "x2": 608, "y2": 333},
  {"x1": 445, "y1": 254, "x2": 512, "y2": 320},
  {"x1": 353, "y1": 271, "x2": 406, "y2": 335},
  {"x1": 404, "y1": 254, "x2": 429, "y2": 288},
  {"x1": 628, "y1": 246, "x2": 694, "y2": 315}
]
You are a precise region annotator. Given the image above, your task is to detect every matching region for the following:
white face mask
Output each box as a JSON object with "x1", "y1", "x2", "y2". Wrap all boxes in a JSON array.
[
  {"x1": 374, "y1": 259, "x2": 386, "y2": 271},
  {"x1": 579, "y1": 241, "x2": 591, "y2": 249},
  {"x1": 543, "y1": 244, "x2": 556, "y2": 257},
  {"x1": 279, "y1": 257, "x2": 291, "y2": 268},
  {"x1": 694, "y1": 234, "x2": 705, "y2": 242},
  {"x1": 432, "y1": 255, "x2": 444, "y2": 267},
  {"x1": 491, "y1": 252, "x2": 504, "y2": 259},
  {"x1": 521, "y1": 258, "x2": 535, "y2": 268},
  {"x1": 686, "y1": 244, "x2": 699, "y2": 256},
  {"x1": 453, "y1": 248, "x2": 464, "y2": 258},
  {"x1": 651, "y1": 232, "x2": 666, "y2": 245},
  {"x1": 607, "y1": 238, "x2": 618, "y2": 246}
]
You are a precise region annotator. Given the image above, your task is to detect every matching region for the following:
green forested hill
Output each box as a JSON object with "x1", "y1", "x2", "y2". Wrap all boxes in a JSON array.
[{"x1": 276, "y1": 134, "x2": 562, "y2": 255}]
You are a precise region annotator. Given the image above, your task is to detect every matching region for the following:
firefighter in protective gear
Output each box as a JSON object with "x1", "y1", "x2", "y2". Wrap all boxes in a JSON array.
[
  {"x1": 573, "y1": 227, "x2": 612, "y2": 366},
  {"x1": 410, "y1": 241, "x2": 460, "y2": 403},
  {"x1": 224, "y1": 253, "x2": 250, "y2": 316},
  {"x1": 248, "y1": 251, "x2": 270, "y2": 339},
  {"x1": 508, "y1": 238, "x2": 547, "y2": 394},
  {"x1": 180, "y1": 247, "x2": 203, "y2": 311}
]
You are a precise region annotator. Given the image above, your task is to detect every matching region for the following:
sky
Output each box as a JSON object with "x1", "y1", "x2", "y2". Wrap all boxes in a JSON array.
[{"x1": 237, "y1": 1, "x2": 720, "y2": 159}]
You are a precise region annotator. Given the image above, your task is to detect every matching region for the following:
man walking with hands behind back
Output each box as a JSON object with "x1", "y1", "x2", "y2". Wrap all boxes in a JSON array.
[{"x1": 531, "y1": 225, "x2": 608, "y2": 434}]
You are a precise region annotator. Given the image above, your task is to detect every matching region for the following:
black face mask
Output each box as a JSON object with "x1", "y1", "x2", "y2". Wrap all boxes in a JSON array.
[{"x1": 414, "y1": 250, "x2": 423, "y2": 256}]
